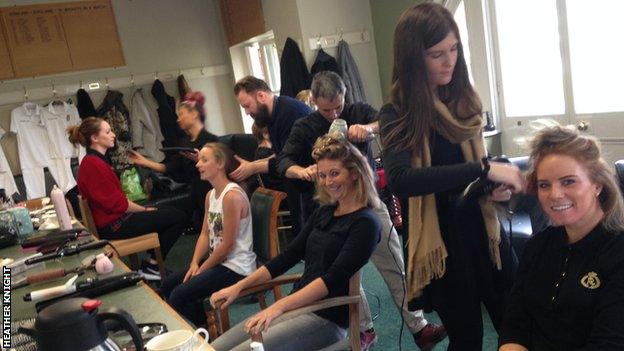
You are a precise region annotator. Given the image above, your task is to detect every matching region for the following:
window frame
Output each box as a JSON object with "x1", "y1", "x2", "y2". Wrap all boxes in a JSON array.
[{"x1": 457, "y1": 0, "x2": 624, "y2": 127}]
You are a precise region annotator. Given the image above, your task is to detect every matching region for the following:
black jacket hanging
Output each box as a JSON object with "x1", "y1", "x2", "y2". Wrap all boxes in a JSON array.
[
  {"x1": 76, "y1": 88, "x2": 97, "y2": 119},
  {"x1": 177, "y1": 74, "x2": 192, "y2": 100},
  {"x1": 279, "y1": 37, "x2": 310, "y2": 97},
  {"x1": 151, "y1": 79, "x2": 185, "y2": 148},
  {"x1": 310, "y1": 48, "x2": 340, "y2": 77}
]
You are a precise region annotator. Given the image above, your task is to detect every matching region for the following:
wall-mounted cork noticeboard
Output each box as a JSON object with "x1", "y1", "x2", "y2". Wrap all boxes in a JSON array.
[{"x1": 0, "y1": 0, "x2": 124, "y2": 79}]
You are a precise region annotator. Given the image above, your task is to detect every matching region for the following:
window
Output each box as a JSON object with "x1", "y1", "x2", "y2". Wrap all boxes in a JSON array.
[
  {"x1": 245, "y1": 40, "x2": 281, "y2": 93},
  {"x1": 454, "y1": 1, "x2": 473, "y2": 84},
  {"x1": 566, "y1": 0, "x2": 624, "y2": 114},
  {"x1": 494, "y1": 0, "x2": 564, "y2": 117},
  {"x1": 459, "y1": 0, "x2": 624, "y2": 119}
]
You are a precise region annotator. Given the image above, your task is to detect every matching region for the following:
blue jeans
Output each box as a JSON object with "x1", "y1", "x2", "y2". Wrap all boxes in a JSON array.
[
  {"x1": 160, "y1": 264, "x2": 244, "y2": 326},
  {"x1": 212, "y1": 312, "x2": 346, "y2": 351}
]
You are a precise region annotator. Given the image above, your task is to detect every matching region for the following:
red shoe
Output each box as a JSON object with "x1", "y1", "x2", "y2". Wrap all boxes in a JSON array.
[
  {"x1": 360, "y1": 328, "x2": 378, "y2": 350},
  {"x1": 414, "y1": 323, "x2": 447, "y2": 351}
]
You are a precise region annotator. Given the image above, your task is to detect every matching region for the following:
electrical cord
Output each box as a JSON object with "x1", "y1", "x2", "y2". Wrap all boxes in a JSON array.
[
  {"x1": 106, "y1": 241, "x2": 121, "y2": 258},
  {"x1": 364, "y1": 289, "x2": 381, "y2": 322},
  {"x1": 386, "y1": 223, "x2": 406, "y2": 351}
]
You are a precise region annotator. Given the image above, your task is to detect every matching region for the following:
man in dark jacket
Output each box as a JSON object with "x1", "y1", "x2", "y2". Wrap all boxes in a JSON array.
[
  {"x1": 276, "y1": 71, "x2": 447, "y2": 350},
  {"x1": 230, "y1": 76, "x2": 312, "y2": 237}
]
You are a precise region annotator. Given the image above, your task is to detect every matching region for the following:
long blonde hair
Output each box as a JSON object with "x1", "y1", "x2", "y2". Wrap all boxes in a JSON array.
[
  {"x1": 527, "y1": 123, "x2": 624, "y2": 232},
  {"x1": 312, "y1": 135, "x2": 380, "y2": 208}
]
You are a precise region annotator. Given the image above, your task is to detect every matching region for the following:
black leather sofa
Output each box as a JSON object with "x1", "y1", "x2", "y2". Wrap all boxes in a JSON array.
[{"x1": 503, "y1": 156, "x2": 549, "y2": 256}]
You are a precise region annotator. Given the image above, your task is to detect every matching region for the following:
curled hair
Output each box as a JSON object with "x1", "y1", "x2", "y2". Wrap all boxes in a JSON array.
[
  {"x1": 201, "y1": 142, "x2": 240, "y2": 182},
  {"x1": 312, "y1": 135, "x2": 380, "y2": 208},
  {"x1": 382, "y1": 2, "x2": 481, "y2": 152},
  {"x1": 296, "y1": 89, "x2": 316, "y2": 110},
  {"x1": 526, "y1": 122, "x2": 624, "y2": 232},
  {"x1": 179, "y1": 91, "x2": 206, "y2": 122},
  {"x1": 67, "y1": 116, "x2": 104, "y2": 148}
]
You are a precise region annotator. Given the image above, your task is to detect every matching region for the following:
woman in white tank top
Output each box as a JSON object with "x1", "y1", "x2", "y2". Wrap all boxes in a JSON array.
[{"x1": 160, "y1": 142, "x2": 256, "y2": 326}]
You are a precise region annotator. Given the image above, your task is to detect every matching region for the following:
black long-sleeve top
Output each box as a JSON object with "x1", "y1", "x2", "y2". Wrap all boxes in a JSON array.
[
  {"x1": 378, "y1": 103, "x2": 482, "y2": 197},
  {"x1": 499, "y1": 224, "x2": 624, "y2": 350},
  {"x1": 265, "y1": 205, "x2": 381, "y2": 328},
  {"x1": 163, "y1": 128, "x2": 218, "y2": 209},
  {"x1": 276, "y1": 103, "x2": 378, "y2": 193}
]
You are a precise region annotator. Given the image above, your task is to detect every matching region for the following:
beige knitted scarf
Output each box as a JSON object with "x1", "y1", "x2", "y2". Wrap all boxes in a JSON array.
[{"x1": 406, "y1": 97, "x2": 501, "y2": 301}]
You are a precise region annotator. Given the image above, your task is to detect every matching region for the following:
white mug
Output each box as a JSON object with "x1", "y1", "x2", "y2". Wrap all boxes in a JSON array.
[{"x1": 145, "y1": 328, "x2": 209, "y2": 351}]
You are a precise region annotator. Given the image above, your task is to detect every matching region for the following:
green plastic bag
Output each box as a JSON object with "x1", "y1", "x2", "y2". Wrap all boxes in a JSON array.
[{"x1": 120, "y1": 167, "x2": 147, "y2": 202}]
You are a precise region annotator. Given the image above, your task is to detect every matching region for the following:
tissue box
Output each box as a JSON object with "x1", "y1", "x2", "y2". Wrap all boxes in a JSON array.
[{"x1": 7, "y1": 207, "x2": 34, "y2": 237}]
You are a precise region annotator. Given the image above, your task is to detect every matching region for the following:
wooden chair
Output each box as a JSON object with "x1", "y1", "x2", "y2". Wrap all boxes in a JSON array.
[
  {"x1": 224, "y1": 271, "x2": 363, "y2": 351},
  {"x1": 77, "y1": 195, "x2": 166, "y2": 278},
  {"x1": 205, "y1": 187, "x2": 293, "y2": 338}
]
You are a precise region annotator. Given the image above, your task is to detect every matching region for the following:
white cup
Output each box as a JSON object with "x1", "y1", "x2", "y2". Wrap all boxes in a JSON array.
[{"x1": 145, "y1": 328, "x2": 209, "y2": 351}]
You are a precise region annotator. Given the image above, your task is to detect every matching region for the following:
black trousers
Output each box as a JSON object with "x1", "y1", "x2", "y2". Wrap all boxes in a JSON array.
[
  {"x1": 98, "y1": 206, "x2": 188, "y2": 259},
  {"x1": 408, "y1": 198, "x2": 517, "y2": 351},
  {"x1": 160, "y1": 264, "x2": 244, "y2": 326}
]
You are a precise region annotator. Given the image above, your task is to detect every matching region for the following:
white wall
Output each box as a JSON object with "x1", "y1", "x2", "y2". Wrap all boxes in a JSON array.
[
  {"x1": 0, "y1": 0, "x2": 242, "y2": 175},
  {"x1": 262, "y1": 0, "x2": 303, "y2": 52},
  {"x1": 296, "y1": 0, "x2": 383, "y2": 109}
]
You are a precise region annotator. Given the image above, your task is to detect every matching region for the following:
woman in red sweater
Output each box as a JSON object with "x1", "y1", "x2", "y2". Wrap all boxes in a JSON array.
[{"x1": 68, "y1": 117, "x2": 188, "y2": 278}]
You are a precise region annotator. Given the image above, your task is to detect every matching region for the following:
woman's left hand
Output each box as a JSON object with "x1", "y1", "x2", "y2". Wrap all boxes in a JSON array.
[
  {"x1": 244, "y1": 304, "x2": 285, "y2": 335},
  {"x1": 490, "y1": 184, "x2": 513, "y2": 202}
]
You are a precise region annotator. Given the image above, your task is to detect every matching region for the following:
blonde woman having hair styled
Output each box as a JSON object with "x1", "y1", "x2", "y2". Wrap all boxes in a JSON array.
[
  {"x1": 210, "y1": 135, "x2": 381, "y2": 351},
  {"x1": 499, "y1": 123, "x2": 624, "y2": 351}
]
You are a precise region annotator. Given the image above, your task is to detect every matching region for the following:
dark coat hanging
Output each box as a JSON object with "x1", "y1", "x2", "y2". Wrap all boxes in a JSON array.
[
  {"x1": 177, "y1": 74, "x2": 192, "y2": 100},
  {"x1": 279, "y1": 37, "x2": 310, "y2": 97},
  {"x1": 76, "y1": 88, "x2": 97, "y2": 119},
  {"x1": 310, "y1": 48, "x2": 340, "y2": 77},
  {"x1": 151, "y1": 79, "x2": 185, "y2": 148}
]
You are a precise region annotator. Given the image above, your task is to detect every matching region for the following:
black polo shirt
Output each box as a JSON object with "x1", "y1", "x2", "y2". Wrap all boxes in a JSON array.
[{"x1": 499, "y1": 224, "x2": 624, "y2": 350}]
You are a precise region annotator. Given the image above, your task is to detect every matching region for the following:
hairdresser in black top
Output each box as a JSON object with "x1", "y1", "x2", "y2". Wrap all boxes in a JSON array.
[
  {"x1": 378, "y1": 3, "x2": 524, "y2": 350},
  {"x1": 129, "y1": 92, "x2": 219, "y2": 222},
  {"x1": 499, "y1": 124, "x2": 624, "y2": 351}
]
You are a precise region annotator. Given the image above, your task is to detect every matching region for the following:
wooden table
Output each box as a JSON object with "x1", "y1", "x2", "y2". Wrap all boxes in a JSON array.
[{"x1": 0, "y1": 236, "x2": 215, "y2": 350}]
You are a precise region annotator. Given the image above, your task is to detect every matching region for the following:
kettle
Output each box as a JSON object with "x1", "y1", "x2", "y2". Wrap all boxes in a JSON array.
[{"x1": 19, "y1": 297, "x2": 144, "y2": 351}]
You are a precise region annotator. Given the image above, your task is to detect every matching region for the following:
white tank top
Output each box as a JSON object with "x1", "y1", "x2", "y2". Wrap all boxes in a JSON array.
[{"x1": 207, "y1": 182, "x2": 256, "y2": 276}]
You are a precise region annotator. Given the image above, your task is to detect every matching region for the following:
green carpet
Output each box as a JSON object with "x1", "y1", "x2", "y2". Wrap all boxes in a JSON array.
[{"x1": 164, "y1": 234, "x2": 500, "y2": 350}]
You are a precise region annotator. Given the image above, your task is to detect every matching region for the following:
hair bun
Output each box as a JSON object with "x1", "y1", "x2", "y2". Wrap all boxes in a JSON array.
[{"x1": 183, "y1": 91, "x2": 205, "y2": 106}]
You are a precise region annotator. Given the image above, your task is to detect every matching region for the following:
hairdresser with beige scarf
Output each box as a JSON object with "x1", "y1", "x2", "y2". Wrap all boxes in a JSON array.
[{"x1": 379, "y1": 3, "x2": 524, "y2": 350}]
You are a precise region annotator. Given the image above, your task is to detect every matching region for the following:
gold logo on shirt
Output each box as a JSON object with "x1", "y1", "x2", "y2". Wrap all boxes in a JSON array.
[{"x1": 580, "y1": 272, "x2": 601, "y2": 289}]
